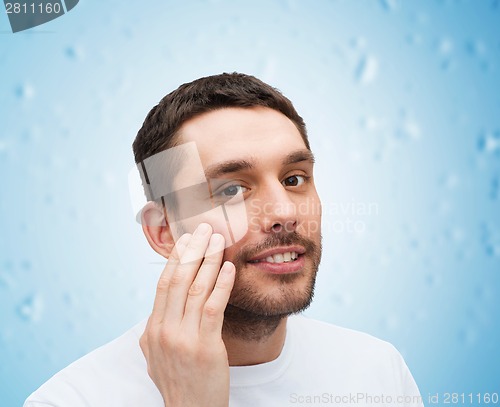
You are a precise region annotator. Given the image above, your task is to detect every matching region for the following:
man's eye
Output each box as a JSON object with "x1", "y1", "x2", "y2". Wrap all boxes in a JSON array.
[
  {"x1": 220, "y1": 185, "x2": 247, "y2": 197},
  {"x1": 282, "y1": 175, "x2": 306, "y2": 187}
]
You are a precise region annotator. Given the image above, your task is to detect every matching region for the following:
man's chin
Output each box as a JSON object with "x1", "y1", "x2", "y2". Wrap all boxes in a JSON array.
[
  {"x1": 222, "y1": 268, "x2": 316, "y2": 340},
  {"x1": 226, "y1": 284, "x2": 315, "y2": 319},
  {"x1": 222, "y1": 293, "x2": 314, "y2": 341}
]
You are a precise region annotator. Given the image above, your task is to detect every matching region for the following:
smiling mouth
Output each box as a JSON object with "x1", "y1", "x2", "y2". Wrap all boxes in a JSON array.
[{"x1": 248, "y1": 251, "x2": 301, "y2": 264}]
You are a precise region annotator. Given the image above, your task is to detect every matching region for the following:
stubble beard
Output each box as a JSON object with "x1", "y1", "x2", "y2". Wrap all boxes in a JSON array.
[{"x1": 222, "y1": 231, "x2": 322, "y2": 342}]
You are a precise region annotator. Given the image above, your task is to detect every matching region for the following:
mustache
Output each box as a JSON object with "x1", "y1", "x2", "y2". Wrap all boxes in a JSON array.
[{"x1": 235, "y1": 231, "x2": 319, "y2": 263}]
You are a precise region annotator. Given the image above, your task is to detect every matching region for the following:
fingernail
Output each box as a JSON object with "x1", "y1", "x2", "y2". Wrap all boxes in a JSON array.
[
  {"x1": 205, "y1": 234, "x2": 225, "y2": 257},
  {"x1": 222, "y1": 261, "x2": 234, "y2": 274},
  {"x1": 178, "y1": 233, "x2": 191, "y2": 245},
  {"x1": 196, "y1": 223, "x2": 211, "y2": 236},
  {"x1": 173, "y1": 234, "x2": 190, "y2": 257},
  {"x1": 210, "y1": 233, "x2": 224, "y2": 246}
]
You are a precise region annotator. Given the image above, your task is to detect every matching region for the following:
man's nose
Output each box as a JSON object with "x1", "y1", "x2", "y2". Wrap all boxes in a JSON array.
[{"x1": 254, "y1": 182, "x2": 298, "y2": 234}]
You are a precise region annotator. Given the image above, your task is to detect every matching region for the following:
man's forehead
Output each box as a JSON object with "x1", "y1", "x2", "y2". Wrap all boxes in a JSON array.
[{"x1": 177, "y1": 107, "x2": 304, "y2": 151}]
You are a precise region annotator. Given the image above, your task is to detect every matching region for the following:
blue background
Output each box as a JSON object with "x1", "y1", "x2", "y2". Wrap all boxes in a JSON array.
[{"x1": 1, "y1": 1, "x2": 499, "y2": 405}]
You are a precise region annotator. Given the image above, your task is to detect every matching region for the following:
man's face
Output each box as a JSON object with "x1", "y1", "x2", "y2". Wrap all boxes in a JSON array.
[{"x1": 171, "y1": 107, "x2": 322, "y2": 317}]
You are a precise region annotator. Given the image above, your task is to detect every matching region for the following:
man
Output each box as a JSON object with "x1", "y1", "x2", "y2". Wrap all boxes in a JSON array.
[{"x1": 25, "y1": 73, "x2": 423, "y2": 406}]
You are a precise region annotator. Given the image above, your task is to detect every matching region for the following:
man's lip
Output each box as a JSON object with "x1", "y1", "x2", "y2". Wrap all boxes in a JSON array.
[{"x1": 247, "y1": 246, "x2": 306, "y2": 262}]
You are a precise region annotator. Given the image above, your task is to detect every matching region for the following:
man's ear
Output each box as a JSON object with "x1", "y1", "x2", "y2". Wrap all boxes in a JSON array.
[{"x1": 141, "y1": 202, "x2": 175, "y2": 258}]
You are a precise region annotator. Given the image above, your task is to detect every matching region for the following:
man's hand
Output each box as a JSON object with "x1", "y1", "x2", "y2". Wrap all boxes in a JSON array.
[{"x1": 140, "y1": 223, "x2": 236, "y2": 407}]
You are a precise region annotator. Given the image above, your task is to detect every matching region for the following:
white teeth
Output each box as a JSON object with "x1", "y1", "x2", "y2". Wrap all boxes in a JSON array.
[
  {"x1": 258, "y1": 252, "x2": 299, "y2": 264},
  {"x1": 274, "y1": 253, "x2": 284, "y2": 263}
]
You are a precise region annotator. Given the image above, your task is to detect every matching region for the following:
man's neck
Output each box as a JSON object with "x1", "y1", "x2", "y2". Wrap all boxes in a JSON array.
[{"x1": 222, "y1": 316, "x2": 288, "y2": 366}]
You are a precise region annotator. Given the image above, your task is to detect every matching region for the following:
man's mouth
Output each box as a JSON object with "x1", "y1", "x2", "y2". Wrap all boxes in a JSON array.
[
  {"x1": 248, "y1": 251, "x2": 300, "y2": 264},
  {"x1": 247, "y1": 246, "x2": 306, "y2": 264}
]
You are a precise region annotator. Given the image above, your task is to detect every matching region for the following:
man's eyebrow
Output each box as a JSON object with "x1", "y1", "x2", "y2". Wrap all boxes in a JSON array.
[
  {"x1": 204, "y1": 150, "x2": 315, "y2": 179},
  {"x1": 283, "y1": 149, "x2": 315, "y2": 166},
  {"x1": 204, "y1": 159, "x2": 256, "y2": 179}
]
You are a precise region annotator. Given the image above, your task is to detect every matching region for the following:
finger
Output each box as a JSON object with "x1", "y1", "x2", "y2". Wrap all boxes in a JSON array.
[
  {"x1": 150, "y1": 233, "x2": 191, "y2": 324},
  {"x1": 182, "y1": 233, "x2": 225, "y2": 332},
  {"x1": 163, "y1": 223, "x2": 213, "y2": 326},
  {"x1": 199, "y1": 261, "x2": 235, "y2": 338},
  {"x1": 139, "y1": 322, "x2": 150, "y2": 359}
]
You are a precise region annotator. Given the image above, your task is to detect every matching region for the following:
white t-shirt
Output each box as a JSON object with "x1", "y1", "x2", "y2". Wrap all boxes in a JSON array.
[{"x1": 24, "y1": 314, "x2": 424, "y2": 407}]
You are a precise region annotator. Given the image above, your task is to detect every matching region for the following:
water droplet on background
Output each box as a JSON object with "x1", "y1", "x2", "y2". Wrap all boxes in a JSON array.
[
  {"x1": 331, "y1": 292, "x2": 353, "y2": 307},
  {"x1": 440, "y1": 58, "x2": 455, "y2": 71},
  {"x1": 101, "y1": 171, "x2": 116, "y2": 187},
  {"x1": 458, "y1": 327, "x2": 478, "y2": 346},
  {"x1": 14, "y1": 83, "x2": 35, "y2": 100},
  {"x1": 380, "y1": 314, "x2": 399, "y2": 331},
  {"x1": 490, "y1": 176, "x2": 499, "y2": 200},
  {"x1": 409, "y1": 238, "x2": 419, "y2": 250},
  {"x1": 349, "y1": 150, "x2": 364, "y2": 163},
  {"x1": 64, "y1": 45, "x2": 85, "y2": 61},
  {"x1": 466, "y1": 39, "x2": 487, "y2": 57},
  {"x1": 62, "y1": 291, "x2": 76, "y2": 307},
  {"x1": 379, "y1": 0, "x2": 398, "y2": 11},
  {"x1": 17, "y1": 294, "x2": 44, "y2": 323},
  {"x1": 413, "y1": 11, "x2": 429, "y2": 25},
  {"x1": 0, "y1": 274, "x2": 11, "y2": 289},
  {"x1": 438, "y1": 37, "x2": 454, "y2": 55},
  {"x1": 425, "y1": 272, "x2": 442, "y2": 287},
  {"x1": 20, "y1": 260, "x2": 32, "y2": 272},
  {"x1": 355, "y1": 55, "x2": 379, "y2": 85},
  {"x1": 350, "y1": 36, "x2": 367, "y2": 50},
  {"x1": 20, "y1": 125, "x2": 42, "y2": 144},
  {"x1": 360, "y1": 115, "x2": 383, "y2": 132},
  {"x1": 477, "y1": 130, "x2": 500, "y2": 155},
  {"x1": 446, "y1": 226, "x2": 466, "y2": 243},
  {"x1": 0, "y1": 262, "x2": 16, "y2": 288},
  {"x1": 44, "y1": 193, "x2": 56, "y2": 206},
  {"x1": 67, "y1": 207, "x2": 80, "y2": 221},
  {"x1": 406, "y1": 33, "x2": 423, "y2": 46},
  {"x1": 396, "y1": 117, "x2": 421, "y2": 140},
  {"x1": 412, "y1": 309, "x2": 428, "y2": 322},
  {"x1": 441, "y1": 173, "x2": 460, "y2": 190},
  {"x1": 475, "y1": 285, "x2": 489, "y2": 301},
  {"x1": 480, "y1": 224, "x2": 500, "y2": 257},
  {"x1": 0, "y1": 139, "x2": 7, "y2": 154}
]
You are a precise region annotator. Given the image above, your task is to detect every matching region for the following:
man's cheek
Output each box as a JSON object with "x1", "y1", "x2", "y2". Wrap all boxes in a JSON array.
[
  {"x1": 169, "y1": 200, "x2": 248, "y2": 249},
  {"x1": 221, "y1": 200, "x2": 248, "y2": 246}
]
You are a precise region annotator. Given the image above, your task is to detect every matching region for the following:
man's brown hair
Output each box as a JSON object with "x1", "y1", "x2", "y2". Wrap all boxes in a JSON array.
[{"x1": 132, "y1": 72, "x2": 310, "y2": 164}]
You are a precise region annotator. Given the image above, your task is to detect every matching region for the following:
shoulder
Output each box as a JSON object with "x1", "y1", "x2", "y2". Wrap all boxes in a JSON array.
[
  {"x1": 289, "y1": 313, "x2": 398, "y2": 351},
  {"x1": 287, "y1": 314, "x2": 422, "y2": 399},
  {"x1": 24, "y1": 319, "x2": 161, "y2": 406},
  {"x1": 288, "y1": 314, "x2": 407, "y2": 370}
]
